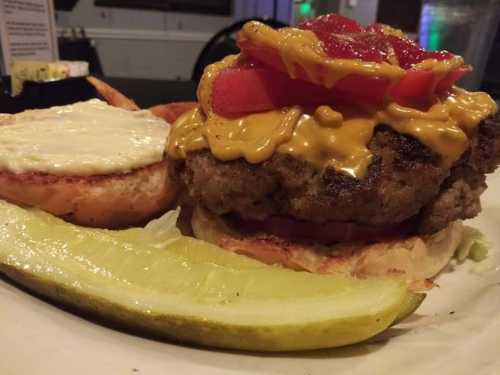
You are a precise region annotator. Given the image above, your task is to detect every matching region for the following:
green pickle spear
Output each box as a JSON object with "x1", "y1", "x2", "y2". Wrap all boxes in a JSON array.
[{"x1": 0, "y1": 200, "x2": 422, "y2": 351}]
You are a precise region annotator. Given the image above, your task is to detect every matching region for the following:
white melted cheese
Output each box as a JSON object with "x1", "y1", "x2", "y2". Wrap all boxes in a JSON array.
[{"x1": 0, "y1": 100, "x2": 170, "y2": 176}]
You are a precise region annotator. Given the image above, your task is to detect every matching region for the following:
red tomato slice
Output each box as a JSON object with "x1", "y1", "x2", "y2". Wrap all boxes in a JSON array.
[
  {"x1": 390, "y1": 70, "x2": 435, "y2": 101},
  {"x1": 238, "y1": 24, "x2": 471, "y2": 108},
  {"x1": 435, "y1": 66, "x2": 471, "y2": 93},
  {"x1": 212, "y1": 67, "x2": 340, "y2": 116},
  {"x1": 213, "y1": 63, "x2": 471, "y2": 116},
  {"x1": 234, "y1": 215, "x2": 409, "y2": 244},
  {"x1": 299, "y1": 13, "x2": 365, "y2": 35},
  {"x1": 334, "y1": 75, "x2": 389, "y2": 105},
  {"x1": 212, "y1": 68, "x2": 280, "y2": 115}
]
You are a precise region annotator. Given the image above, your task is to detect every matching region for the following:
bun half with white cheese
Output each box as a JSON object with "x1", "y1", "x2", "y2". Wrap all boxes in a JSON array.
[{"x1": 0, "y1": 100, "x2": 177, "y2": 228}]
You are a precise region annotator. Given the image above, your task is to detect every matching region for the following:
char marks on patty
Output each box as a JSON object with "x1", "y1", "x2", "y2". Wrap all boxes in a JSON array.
[
  {"x1": 179, "y1": 112, "x2": 500, "y2": 234},
  {"x1": 418, "y1": 111, "x2": 500, "y2": 233}
]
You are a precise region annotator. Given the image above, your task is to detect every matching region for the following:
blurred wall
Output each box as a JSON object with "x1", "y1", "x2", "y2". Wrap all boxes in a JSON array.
[
  {"x1": 338, "y1": 0, "x2": 378, "y2": 25},
  {"x1": 56, "y1": 2, "x2": 235, "y2": 80},
  {"x1": 235, "y1": 0, "x2": 291, "y2": 23},
  {"x1": 56, "y1": 0, "x2": 291, "y2": 80},
  {"x1": 55, "y1": 1, "x2": 381, "y2": 80}
]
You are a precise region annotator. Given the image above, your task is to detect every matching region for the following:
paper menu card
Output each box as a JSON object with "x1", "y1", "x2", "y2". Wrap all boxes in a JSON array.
[{"x1": 0, "y1": 0, "x2": 58, "y2": 75}]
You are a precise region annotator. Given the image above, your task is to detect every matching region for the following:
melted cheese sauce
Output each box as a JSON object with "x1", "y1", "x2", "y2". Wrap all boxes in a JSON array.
[
  {"x1": 169, "y1": 107, "x2": 301, "y2": 163},
  {"x1": 278, "y1": 109, "x2": 376, "y2": 177},
  {"x1": 168, "y1": 22, "x2": 497, "y2": 179},
  {"x1": 238, "y1": 21, "x2": 464, "y2": 89},
  {"x1": 0, "y1": 100, "x2": 170, "y2": 175},
  {"x1": 169, "y1": 89, "x2": 497, "y2": 178}
]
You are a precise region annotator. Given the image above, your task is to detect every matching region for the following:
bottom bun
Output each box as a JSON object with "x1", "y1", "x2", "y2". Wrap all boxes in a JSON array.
[
  {"x1": 0, "y1": 160, "x2": 178, "y2": 229},
  {"x1": 192, "y1": 206, "x2": 464, "y2": 290}
]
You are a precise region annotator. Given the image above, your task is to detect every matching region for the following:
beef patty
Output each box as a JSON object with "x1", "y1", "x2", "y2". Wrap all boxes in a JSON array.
[{"x1": 177, "y1": 111, "x2": 500, "y2": 234}]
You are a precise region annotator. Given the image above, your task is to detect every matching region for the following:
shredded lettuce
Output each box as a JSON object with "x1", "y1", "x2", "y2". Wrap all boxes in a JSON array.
[
  {"x1": 455, "y1": 225, "x2": 489, "y2": 262},
  {"x1": 142, "y1": 207, "x2": 182, "y2": 248},
  {"x1": 144, "y1": 209, "x2": 491, "y2": 263}
]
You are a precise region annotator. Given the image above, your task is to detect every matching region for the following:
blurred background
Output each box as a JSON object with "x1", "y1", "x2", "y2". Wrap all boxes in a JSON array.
[{"x1": 1, "y1": 0, "x2": 499, "y2": 110}]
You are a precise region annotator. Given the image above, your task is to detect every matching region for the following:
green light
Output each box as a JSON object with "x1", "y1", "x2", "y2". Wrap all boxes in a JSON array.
[
  {"x1": 299, "y1": 2, "x2": 312, "y2": 16},
  {"x1": 428, "y1": 31, "x2": 440, "y2": 51},
  {"x1": 428, "y1": 18, "x2": 441, "y2": 51}
]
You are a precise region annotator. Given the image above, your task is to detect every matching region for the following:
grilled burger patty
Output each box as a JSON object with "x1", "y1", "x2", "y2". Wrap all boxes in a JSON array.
[{"x1": 178, "y1": 112, "x2": 500, "y2": 234}]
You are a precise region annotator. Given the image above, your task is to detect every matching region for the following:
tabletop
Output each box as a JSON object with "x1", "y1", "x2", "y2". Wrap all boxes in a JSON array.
[{"x1": 0, "y1": 76, "x2": 198, "y2": 113}]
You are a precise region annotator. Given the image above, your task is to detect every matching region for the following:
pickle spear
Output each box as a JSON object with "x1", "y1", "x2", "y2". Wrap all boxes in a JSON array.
[{"x1": 0, "y1": 200, "x2": 421, "y2": 351}]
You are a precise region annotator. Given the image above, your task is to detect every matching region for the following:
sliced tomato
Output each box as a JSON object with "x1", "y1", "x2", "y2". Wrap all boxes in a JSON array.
[
  {"x1": 213, "y1": 59, "x2": 471, "y2": 115},
  {"x1": 237, "y1": 15, "x2": 472, "y2": 108},
  {"x1": 239, "y1": 41, "x2": 469, "y2": 104},
  {"x1": 233, "y1": 215, "x2": 409, "y2": 244},
  {"x1": 390, "y1": 70, "x2": 435, "y2": 101},
  {"x1": 333, "y1": 75, "x2": 389, "y2": 105},
  {"x1": 435, "y1": 65, "x2": 471, "y2": 93},
  {"x1": 389, "y1": 66, "x2": 471, "y2": 103},
  {"x1": 212, "y1": 67, "x2": 340, "y2": 116},
  {"x1": 212, "y1": 68, "x2": 280, "y2": 115},
  {"x1": 299, "y1": 13, "x2": 364, "y2": 35}
]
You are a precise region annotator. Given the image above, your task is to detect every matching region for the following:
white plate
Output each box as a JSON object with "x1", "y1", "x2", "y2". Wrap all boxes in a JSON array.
[{"x1": 1, "y1": 175, "x2": 499, "y2": 375}]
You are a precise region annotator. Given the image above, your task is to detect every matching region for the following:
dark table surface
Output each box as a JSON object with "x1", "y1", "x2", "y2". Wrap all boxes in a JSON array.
[{"x1": 0, "y1": 76, "x2": 198, "y2": 113}]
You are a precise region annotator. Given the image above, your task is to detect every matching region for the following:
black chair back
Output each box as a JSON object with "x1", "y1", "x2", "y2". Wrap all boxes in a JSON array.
[
  {"x1": 191, "y1": 18, "x2": 287, "y2": 83},
  {"x1": 58, "y1": 28, "x2": 104, "y2": 76}
]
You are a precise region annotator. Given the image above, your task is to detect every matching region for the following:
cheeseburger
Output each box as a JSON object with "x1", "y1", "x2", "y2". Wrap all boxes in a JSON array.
[{"x1": 168, "y1": 14, "x2": 499, "y2": 288}]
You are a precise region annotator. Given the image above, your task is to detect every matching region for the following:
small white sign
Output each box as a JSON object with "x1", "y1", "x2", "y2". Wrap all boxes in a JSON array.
[{"x1": 0, "y1": 0, "x2": 58, "y2": 74}]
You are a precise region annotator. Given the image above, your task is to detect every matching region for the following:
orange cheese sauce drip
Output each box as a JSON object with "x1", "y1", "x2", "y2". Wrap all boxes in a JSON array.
[
  {"x1": 278, "y1": 107, "x2": 376, "y2": 177},
  {"x1": 169, "y1": 88, "x2": 497, "y2": 179},
  {"x1": 239, "y1": 21, "x2": 404, "y2": 88},
  {"x1": 167, "y1": 40, "x2": 497, "y2": 179},
  {"x1": 238, "y1": 21, "x2": 464, "y2": 89}
]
